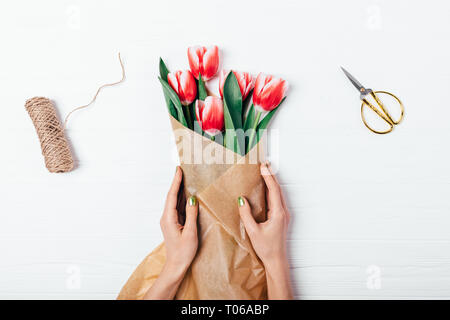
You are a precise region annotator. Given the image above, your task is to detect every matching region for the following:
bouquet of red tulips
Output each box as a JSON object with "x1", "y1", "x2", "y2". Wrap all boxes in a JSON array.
[
  {"x1": 119, "y1": 46, "x2": 288, "y2": 300},
  {"x1": 159, "y1": 46, "x2": 287, "y2": 155}
]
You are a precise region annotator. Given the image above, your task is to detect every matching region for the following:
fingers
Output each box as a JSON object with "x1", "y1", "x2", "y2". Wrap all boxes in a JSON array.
[
  {"x1": 237, "y1": 196, "x2": 258, "y2": 235},
  {"x1": 260, "y1": 163, "x2": 283, "y2": 210},
  {"x1": 264, "y1": 162, "x2": 289, "y2": 215},
  {"x1": 165, "y1": 166, "x2": 183, "y2": 211},
  {"x1": 183, "y1": 196, "x2": 199, "y2": 235},
  {"x1": 262, "y1": 162, "x2": 291, "y2": 222}
]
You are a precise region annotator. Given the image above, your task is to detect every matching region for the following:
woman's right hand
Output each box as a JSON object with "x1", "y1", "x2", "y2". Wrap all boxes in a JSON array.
[
  {"x1": 237, "y1": 162, "x2": 293, "y2": 299},
  {"x1": 144, "y1": 166, "x2": 199, "y2": 300}
]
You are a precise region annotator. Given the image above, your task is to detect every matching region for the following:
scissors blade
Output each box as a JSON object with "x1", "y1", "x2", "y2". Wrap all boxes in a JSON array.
[{"x1": 341, "y1": 67, "x2": 367, "y2": 94}]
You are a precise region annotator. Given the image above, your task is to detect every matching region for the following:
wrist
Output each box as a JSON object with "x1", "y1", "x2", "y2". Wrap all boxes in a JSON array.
[
  {"x1": 161, "y1": 260, "x2": 189, "y2": 284},
  {"x1": 263, "y1": 256, "x2": 293, "y2": 300},
  {"x1": 263, "y1": 254, "x2": 289, "y2": 276}
]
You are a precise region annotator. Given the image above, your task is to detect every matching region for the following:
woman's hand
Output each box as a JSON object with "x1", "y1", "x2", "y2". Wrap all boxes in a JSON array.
[
  {"x1": 161, "y1": 166, "x2": 199, "y2": 273},
  {"x1": 144, "y1": 166, "x2": 199, "y2": 300},
  {"x1": 237, "y1": 162, "x2": 293, "y2": 300}
]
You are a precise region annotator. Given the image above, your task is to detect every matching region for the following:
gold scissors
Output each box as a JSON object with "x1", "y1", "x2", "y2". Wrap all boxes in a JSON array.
[{"x1": 341, "y1": 67, "x2": 404, "y2": 134}]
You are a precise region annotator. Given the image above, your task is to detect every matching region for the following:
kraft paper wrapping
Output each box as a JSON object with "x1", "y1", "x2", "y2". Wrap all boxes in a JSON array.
[{"x1": 117, "y1": 116, "x2": 267, "y2": 299}]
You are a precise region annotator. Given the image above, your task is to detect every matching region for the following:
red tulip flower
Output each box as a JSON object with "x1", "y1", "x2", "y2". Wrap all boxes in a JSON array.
[
  {"x1": 219, "y1": 70, "x2": 255, "y2": 100},
  {"x1": 195, "y1": 96, "x2": 224, "y2": 137},
  {"x1": 248, "y1": 73, "x2": 288, "y2": 149},
  {"x1": 252, "y1": 73, "x2": 288, "y2": 113},
  {"x1": 167, "y1": 70, "x2": 197, "y2": 106},
  {"x1": 187, "y1": 45, "x2": 220, "y2": 81}
]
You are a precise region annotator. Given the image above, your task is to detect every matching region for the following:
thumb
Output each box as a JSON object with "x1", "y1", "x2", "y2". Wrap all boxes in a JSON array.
[
  {"x1": 183, "y1": 195, "x2": 199, "y2": 234},
  {"x1": 237, "y1": 196, "x2": 258, "y2": 235}
]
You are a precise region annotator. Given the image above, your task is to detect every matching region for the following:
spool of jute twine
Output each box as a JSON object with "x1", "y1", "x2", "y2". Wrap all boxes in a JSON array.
[
  {"x1": 25, "y1": 53, "x2": 125, "y2": 173},
  {"x1": 25, "y1": 97, "x2": 74, "y2": 172}
]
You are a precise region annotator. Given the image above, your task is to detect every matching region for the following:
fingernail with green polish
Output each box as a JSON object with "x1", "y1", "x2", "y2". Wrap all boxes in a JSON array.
[
  {"x1": 238, "y1": 196, "x2": 245, "y2": 207},
  {"x1": 189, "y1": 195, "x2": 197, "y2": 206}
]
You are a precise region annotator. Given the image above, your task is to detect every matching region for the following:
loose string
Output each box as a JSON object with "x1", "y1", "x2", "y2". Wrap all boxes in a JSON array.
[{"x1": 63, "y1": 52, "x2": 125, "y2": 129}]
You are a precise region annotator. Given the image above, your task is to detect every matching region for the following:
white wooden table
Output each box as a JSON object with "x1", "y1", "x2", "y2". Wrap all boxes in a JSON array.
[{"x1": 1, "y1": 0, "x2": 449, "y2": 299}]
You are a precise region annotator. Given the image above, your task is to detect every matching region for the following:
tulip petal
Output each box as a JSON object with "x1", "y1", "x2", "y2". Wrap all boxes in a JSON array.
[
  {"x1": 167, "y1": 72, "x2": 179, "y2": 95},
  {"x1": 201, "y1": 96, "x2": 224, "y2": 135},
  {"x1": 253, "y1": 73, "x2": 272, "y2": 107},
  {"x1": 167, "y1": 70, "x2": 197, "y2": 106},
  {"x1": 253, "y1": 73, "x2": 271, "y2": 96},
  {"x1": 185, "y1": 71, "x2": 198, "y2": 105},
  {"x1": 195, "y1": 99, "x2": 205, "y2": 124},
  {"x1": 201, "y1": 46, "x2": 219, "y2": 81},
  {"x1": 178, "y1": 70, "x2": 196, "y2": 105},
  {"x1": 234, "y1": 71, "x2": 254, "y2": 100},
  {"x1": 188, "y1": 46, "x2": 201, "y2": 79}
]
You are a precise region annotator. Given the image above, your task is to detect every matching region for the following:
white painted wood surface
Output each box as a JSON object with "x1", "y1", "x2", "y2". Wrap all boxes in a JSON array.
[{"x1": 1, "y1": 0, "x2": 450, "y2": 299}]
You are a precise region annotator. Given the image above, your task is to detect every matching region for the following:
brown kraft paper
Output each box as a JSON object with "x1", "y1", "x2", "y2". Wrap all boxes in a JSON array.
[{"x1": 117, "y1": 116, "x2": 267, "y2": 299}]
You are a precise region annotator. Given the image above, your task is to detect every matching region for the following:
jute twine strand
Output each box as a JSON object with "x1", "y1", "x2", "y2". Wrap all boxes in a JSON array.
[
  {"x1": 25, "y1": 53, "x2": 125, "y2": 173},
  {"x1": 64, "y1": 53, "x2": 125, "y2": 129}
]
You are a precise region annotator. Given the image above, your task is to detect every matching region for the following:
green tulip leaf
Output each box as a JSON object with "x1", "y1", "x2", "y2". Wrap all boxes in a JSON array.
[
  {"x1": 223, "y1": 99, "x2": 241, "y2": 155},
  {"x1": 243, "y1": 103, "x2": 255, "y2": 132},
  {"x1": 187, "y1": 102, "x2": 195, "y2": 129},
  {"x1": 158, "y1": 76, "x2": 187, "y2": 127},
  {"x1": 159, "y1": 58, "x2": 170, "y2": 82},
  {"x1": 158, "y1": 58, "x2": 178, "y2": 119},
  {"x1": 223, "y1": 72, "x2": 244, "y2": 155},
  {"x1": 223, "y1": 72, "x2": 243, "y2": 129},
  {"x1": 243, "y1": 103, "x2": 255, "y2": 153},
  {"x1": 242, "y1": 89, "x2": 253, "y2": 124}
]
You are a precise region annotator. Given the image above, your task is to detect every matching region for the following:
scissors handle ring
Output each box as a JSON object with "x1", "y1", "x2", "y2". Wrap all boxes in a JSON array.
[
  {"x1": 360, "y1": 91, "x2": 404, "y2": 134},
  {"x1": 372, "y1": 91, "x2": 404, "y2": 125}
]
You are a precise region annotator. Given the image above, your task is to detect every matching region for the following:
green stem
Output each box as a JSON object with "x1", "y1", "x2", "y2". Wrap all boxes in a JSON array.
[
  {"x1": 223, "y1": 132, "x2": 227, "y2": 148},
  {"x1": 184, "y1": 105, "x2": 193, "y2": 130},
  {"x1": 211, "y1": 135, "x2": 215, "y2": 141},
  {"x1": 198, "y1": 74, "x2": 207, "y2": 100},
  {"x1": 248, "y1": 111, "x2": 262, "y2": 151}
]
